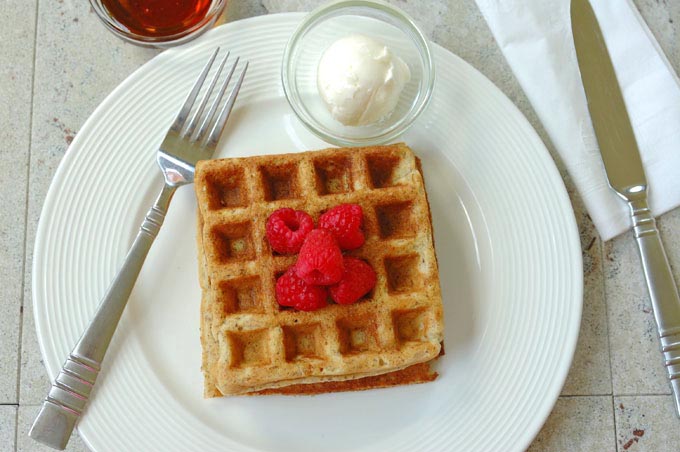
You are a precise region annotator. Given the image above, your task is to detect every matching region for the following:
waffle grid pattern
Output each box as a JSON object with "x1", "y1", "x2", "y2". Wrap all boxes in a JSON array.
[{"x1": 195, "y1": 144, "x2": 444, "y2": 396}]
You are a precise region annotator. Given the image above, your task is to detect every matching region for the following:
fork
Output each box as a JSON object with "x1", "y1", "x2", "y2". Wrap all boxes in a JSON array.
[{"x1": 28, "y1": 48, "x2": 248, "y2": 450}]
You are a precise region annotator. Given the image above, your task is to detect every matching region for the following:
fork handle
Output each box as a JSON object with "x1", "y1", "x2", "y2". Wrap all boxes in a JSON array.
[
  {"x1": 29, "y1": 182, "x2": 177, "y2": 450},
  {"x1": 629, "y1": 197, "x2": 680, "y2": 418}
]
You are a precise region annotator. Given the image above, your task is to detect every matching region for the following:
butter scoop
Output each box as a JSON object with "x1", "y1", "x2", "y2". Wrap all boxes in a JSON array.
[{"x1": 317, "y1": 34, "x2": 411, "y2": 126}]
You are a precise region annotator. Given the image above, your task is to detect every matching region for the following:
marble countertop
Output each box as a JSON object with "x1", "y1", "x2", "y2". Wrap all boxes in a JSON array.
[{"x1": 2, "y1": 1, "x2": 680, "y2": 450}]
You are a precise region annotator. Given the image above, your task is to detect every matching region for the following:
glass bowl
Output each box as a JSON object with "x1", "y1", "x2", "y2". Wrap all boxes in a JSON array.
[
  {"x1": 89, "y1": 0, "x2": 227, "y2": 48},
  {"x1": 282, "y1": 0, "x2": 435, "y2": 147}
]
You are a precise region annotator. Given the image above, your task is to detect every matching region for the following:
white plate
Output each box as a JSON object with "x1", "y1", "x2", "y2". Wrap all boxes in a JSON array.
[{"x1": 33, "y1": 13, "x2": 582, "y2": 452}]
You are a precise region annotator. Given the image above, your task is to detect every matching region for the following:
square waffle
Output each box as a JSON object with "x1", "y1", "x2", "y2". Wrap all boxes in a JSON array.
[{"x1": 195, "y1": 143, "x2": 444, "y2": 396}]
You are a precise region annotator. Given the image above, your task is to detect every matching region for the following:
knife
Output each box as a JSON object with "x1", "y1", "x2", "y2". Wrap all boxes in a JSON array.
[{"x1": 571, "y1": 0, "x2": 680, "y2": 416}]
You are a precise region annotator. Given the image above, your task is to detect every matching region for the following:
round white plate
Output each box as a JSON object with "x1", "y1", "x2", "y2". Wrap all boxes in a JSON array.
[{"x1": 33, "y1": 13, "x2": 582, "y2": 452}]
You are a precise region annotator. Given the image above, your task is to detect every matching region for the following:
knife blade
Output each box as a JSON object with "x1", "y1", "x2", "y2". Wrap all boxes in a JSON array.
[{"x1": 572, "y1": 0, "x2": 680, "y2": 417}]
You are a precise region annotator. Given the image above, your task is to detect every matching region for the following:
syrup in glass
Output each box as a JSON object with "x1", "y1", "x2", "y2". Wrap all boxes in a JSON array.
[{"x1": 101, "y1": 0, "x2": 213, "y2": 38}]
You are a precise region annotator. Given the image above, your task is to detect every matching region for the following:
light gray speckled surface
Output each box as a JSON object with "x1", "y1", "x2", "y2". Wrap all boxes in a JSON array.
[
  {"x1": 4, "y1": 0, "x2": 680, "y2": 450},
  {"x1": 0, "y1": 0, "x2": 36, "y2": 406},
  {"x1": 0, "y1": 406, "x2": 17, "y2": 452},
  {"x1": 615, "y1": 395, "x2": 680, "y2": 451},
  {"x1": 528, "y1": 396, "x2": 616, "y2": 452}
]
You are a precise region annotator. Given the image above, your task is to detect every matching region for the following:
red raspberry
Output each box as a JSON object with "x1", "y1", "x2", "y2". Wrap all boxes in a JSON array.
[
  {"x1": 329, "y1": 257, "x2": 377, "y2": 305},
  {"x1": 296, "y1": 229, "x2": 344, "y2": 285},
  {"x1": 318, "y1": 204, "x2": 365, "y2": 250},
  {"x1": 276, "y1": 267, "x2": 328, "y2": 311},
  {"x1": 266, "y1": 208, "x2": 314, "y2": 254}
]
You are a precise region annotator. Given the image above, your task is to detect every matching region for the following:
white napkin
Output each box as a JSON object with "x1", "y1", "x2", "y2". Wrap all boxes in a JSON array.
[{"x1": 474, "y1": 0, "x2": 680, "y2": 241}]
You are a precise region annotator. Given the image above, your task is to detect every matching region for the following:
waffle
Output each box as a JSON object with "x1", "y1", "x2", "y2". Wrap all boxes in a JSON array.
[{"x1": 195, "y1": 143, "x2": 444, "y2": 396}]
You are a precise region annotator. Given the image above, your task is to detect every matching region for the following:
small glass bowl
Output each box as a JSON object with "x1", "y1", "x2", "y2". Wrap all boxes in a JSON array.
[
  {"x1": 89, "y1": 0, "x2": 227, "y2": 48},
  {"x1": 282, "y1": 0, "x2": 435, "y2": 147}
]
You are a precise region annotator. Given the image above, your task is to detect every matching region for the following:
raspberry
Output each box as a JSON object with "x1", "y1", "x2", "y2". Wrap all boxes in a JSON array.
[
  {"x1": 318, "y1": 204, "x2": 365, "y2": 250},
  {"x1": 266, "y1": 208, "x2": 314, "y2": 254},
  {"x1": 276, "y1": 267, "x2": 328, "y2": 311},
  {"x1": 329, "y1": 257, "x2": 377, "y2": 305},
  {"x1": 296, "y1": 229, "x2": 344, "y2": 285}
]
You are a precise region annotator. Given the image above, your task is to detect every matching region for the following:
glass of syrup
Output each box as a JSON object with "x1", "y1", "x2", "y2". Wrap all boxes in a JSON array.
[{"x1": 90, "y1": 0, "x2": 227, "y2": 47}]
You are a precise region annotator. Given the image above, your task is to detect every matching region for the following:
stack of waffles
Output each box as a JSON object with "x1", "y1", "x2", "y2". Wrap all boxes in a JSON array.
[{"x1": 194, "y1": 143, "x2": 444, "y2": 396}]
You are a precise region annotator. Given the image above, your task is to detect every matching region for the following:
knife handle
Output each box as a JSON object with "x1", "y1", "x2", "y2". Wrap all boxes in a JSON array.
[{"x1": 629, "y1": 197, "x2": 680, "y2": 417}]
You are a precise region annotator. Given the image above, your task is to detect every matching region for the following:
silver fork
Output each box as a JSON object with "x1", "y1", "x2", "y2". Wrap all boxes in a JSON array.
[{"x1": 28, "y1": 48, "x2": 248, "y2": 450}]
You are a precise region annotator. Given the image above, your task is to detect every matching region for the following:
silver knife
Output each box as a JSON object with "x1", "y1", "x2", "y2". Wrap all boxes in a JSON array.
[{"x1": 571, "y1": 0, "x2": 680, "y2": 416}]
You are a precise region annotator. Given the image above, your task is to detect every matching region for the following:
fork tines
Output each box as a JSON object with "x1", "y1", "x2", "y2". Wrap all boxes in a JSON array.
[{"x1": 173, "y1": 48, "x2": 248, "y2": 148}]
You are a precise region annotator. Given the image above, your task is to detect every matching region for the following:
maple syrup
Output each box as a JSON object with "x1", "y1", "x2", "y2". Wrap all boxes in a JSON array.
[{"x1": 101, "y1": 0, "x2": 213, "y2": 38}]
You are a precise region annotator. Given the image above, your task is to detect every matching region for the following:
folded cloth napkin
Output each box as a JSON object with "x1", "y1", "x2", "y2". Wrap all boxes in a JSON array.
[{"x1": 474, "y1": 0, "x2": 680, "y2": 241}]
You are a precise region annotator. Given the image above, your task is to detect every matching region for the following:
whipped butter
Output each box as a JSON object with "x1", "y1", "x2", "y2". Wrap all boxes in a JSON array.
[{"x1": 317, "y1": 34, "x2": 411, "y2": 126}]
